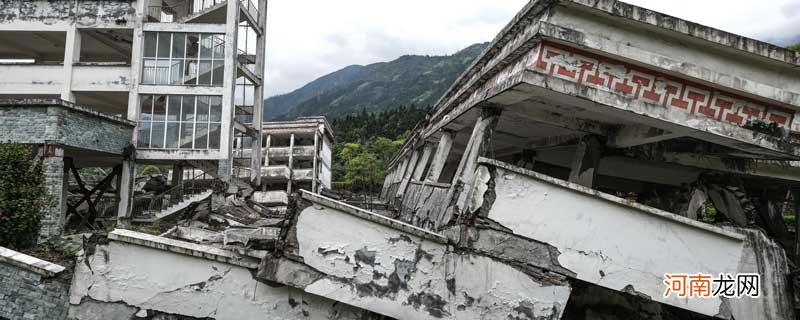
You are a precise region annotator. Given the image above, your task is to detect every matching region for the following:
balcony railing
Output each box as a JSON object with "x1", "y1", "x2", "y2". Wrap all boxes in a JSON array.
[{"x1": 240, "y1": 0, "x2": 259, "y2": 20}]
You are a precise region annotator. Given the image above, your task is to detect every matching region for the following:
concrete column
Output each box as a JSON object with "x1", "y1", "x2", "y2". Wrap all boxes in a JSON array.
[
  {"x1": 450, "y1": 107, "x2": 502, "y2": 215},
  {"x1": 170, "y1": 163, "x2": 184, "y2": 205},
  {"x1": 249, "y1": 0, "x2": 268, "y2": 188},
  {"x1": 263, "y1": 134, "x2": 271, "y2": 166},
  {"x1": 413, "y1": 142, "x2": 434, "y2": 181},
  {"x1": 568, "y1": 135, "x2": 604, "y2": 188},
  {"x1": 220, "y1": 0, "x2": 241, "y2": 179},
  {"x1": 116, "y1": 160, "x2": 136, "y2": 227},
  {"x1": 426, "y1": 130, "x2": 455, "y2": 183},
  {"x1": 39, "y1": 145, "x2": 66, "y2": 242},
  {"x1": 312, "y1": 131, "x2": 319, "y2": 193},
  {"x1": 287, "y1": 133, "x2": 295, "y2": 194},
  {"x1": 396, "y1": 147, "x2": 421, "y2": 199},
  {"x1": 61, "y1": 27, "x2": 81, "y2": 102}
]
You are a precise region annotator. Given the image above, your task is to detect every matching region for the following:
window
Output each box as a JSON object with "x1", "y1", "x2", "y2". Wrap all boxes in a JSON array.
[
  {"x1": 137, "y1": 95, "x2": 223, "y2": 150},
  {"x1": 142, "y1": 32, "x2": 225, "y2": 86}
]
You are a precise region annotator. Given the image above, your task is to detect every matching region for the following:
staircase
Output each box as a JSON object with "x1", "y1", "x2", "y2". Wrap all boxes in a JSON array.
[{"x1": 132, "y1": 171, "x2": 224, "y2": 222}]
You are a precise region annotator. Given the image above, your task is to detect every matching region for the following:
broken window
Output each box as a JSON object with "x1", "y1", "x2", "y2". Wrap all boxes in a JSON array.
[
  {"x1": 137, "y1": 95, "x2": 223, "y2": 150},
  {"x1": 142, "y1": 32, "x2": 225, "y2": 86}
]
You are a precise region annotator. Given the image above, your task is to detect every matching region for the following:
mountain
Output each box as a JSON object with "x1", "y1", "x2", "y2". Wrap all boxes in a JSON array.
[{"x1": 264, "y1": 43, "x2": 487, "y2": 120}]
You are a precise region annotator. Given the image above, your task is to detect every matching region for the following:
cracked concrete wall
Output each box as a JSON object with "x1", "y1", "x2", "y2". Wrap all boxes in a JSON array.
[
  {"x1": 260, "y1": 196, "x2": 571, "y2": 320},
  {"x1": 469, "y1": 160, "x2": 795, "y2": 319},
  {"x1": 68, "y1": 240, "x2": 378, "y2": 320},
  {"x1": 546, "y1": 2, "x2": 800, "y2": 108},
  {"x1": 0, "y1": 1, "x2": 136, "y2": 29}
]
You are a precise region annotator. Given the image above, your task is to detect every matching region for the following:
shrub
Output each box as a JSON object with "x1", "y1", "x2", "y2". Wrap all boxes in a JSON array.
[{"x1": 0, "y1": 143, "x2": 49, "y2": 249}]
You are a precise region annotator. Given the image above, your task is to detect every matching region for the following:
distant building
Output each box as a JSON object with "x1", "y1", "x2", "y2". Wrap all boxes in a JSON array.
[
  {"x1": 0, "y1": 0, "x2": 267, "y2": 237},
  {"x1": 234, "y1": 116, "x2": 333, "y2": 209}
]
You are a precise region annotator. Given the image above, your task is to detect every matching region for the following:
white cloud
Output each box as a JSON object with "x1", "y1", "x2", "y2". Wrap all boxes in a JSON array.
[{"x1": 264, "y1": 0, "x2": 800, "y2": 97}]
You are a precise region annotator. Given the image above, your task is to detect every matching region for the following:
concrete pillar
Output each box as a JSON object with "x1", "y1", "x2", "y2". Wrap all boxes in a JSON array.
[
  {"x1": 413, "y1": 142, "x2": 434, "y2": 181},
  {"x1": 61, "y1": 27, "x2": 81, "y2": 102},
  {"x1": 249, "y1": 0, "x2": 267, "y2": 189},
  {"x1": 287, "y1": 133, "x2": 295, "y2": 194},
  {"x1": 39, "y1": 145, "x2": 67, "y2": 242},
  {"x1": 170, "y1": 163, "x2": 184, "y2": 205},
  {"x1": 426, "y1": 130, "x2": 455, "y2": 183},
  {"x1": 451, "y1": 107, "x2": 502, "y2": 215},
  {"x1": 116, "y1": 160, "x2": 136, "y2": 227},
  {"x1": 396, "y1": 147, "x2": 421, "y2": 199},
  {"x1": 568, "y1": 135, "x2": 604, "y2": 188},
  {"x1": 312, "y1": 131, "x2": 319, "y2": 193}
]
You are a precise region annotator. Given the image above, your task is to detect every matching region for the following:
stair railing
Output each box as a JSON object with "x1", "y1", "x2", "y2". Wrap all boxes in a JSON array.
[{"x1": 133, "y1": 171, "x2": 224, "y2": 218}]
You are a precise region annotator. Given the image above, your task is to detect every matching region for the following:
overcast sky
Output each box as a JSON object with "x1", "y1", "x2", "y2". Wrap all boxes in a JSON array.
[{"x1": 263, "y1": 0, "x2": 800, "y2": 97}]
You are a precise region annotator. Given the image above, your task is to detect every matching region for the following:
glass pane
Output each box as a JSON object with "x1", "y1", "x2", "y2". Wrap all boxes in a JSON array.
[
  {"x1": 208, "y1": 123, "x2": 221, "y2": 150},
  {"x1": 186, "y1": 34, "x2": 199, "y2": 59},
  {"x1": 198, "y1": 60, "x2": 212, "y2": 85},
  {"x1": 144, "y1": 33, "x2": 157, "y2": 57},
  {"x1": 152, "y1": 96, "x2": 167, "y2": 121},
  {"x1": 234, "y1": 84, "x2": 244, "y2": 106},
  {"x1": 169, "y1": 59, "x2": 183, "y2": 85},
  {"x1": 157, "y1": 32, "x2": 171, "y2": 58},
  {"x1": 209, "y1": 96, "x2": 222, "y2": 122},
  {"x1": 139, "y1": 96, "x2": 153, "y2": 121},
  {"x1": 183, "y1": 59, "x2": 197, "y2": 85},
  {"x1": 151, "y1": 122, "x2": 165, "y2": 148},
  {"x1": 142, "y1": 59, "x2": 156, "y2": 84},
  {"x1": 154, "y1": 60, "x2": 171, "y2": 85},
  {"x1": 167, "y1": 95, "x2": 181, "y2": 121},
  {"x1": 137, "y1": 122, "x2": 151, "y2": 148},
  {"x1": 212, "y1": 35, "x2": 225, "y2": 59},
  {"x1": 180, "y1": 96, "x2": 195, "y2": 121},
  {"x1": 171, "y1": 33, "x2": 186, "y2": 58},
  {"x1": 180, "y1": 122, "x2": 194, "y2": 149},
  {"x1": 166, "y1": 122, "x2": 180, "y2": 149},
  {"x1": 196, "y1": 96, "x2": 210, "y2": 121},
  {"x1": 211, "y1": 60, "x2": 224, "y2": 86},
  {"x1": 194, "y1": 123, "x2": 208, "y2": 150},
  {"x1": 199, "y1": 34, "x2": 213, "y2": 58},
  {"x1": 244, "y1": 84, "x2": 254, "y2": 105}
]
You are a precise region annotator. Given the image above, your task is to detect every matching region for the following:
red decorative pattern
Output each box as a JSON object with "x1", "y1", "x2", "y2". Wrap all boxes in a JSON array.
[{"x1": 531, "y1": 42, "x2": 796, "y2": 131}]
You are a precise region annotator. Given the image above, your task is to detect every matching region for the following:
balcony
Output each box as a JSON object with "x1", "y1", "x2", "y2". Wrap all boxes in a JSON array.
[
  {"x1": 260, "y1": 165, "x2": 290, "y2": 181},
  {"x1": 268, "y1": 146, "x2": 316, "y2": 160},
  {"x1": 252, "y1": 190, "x2": 288, "y2": 206}
]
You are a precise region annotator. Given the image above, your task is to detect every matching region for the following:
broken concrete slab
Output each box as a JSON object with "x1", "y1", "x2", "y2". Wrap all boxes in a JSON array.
[
  {"x1": 258, "y1": 191, "x2": 571, "y2": 320},
  {"x1": 223, "y1": 227, "x2": 281, "y2": 246},
  {"x1": 69, "y1": 232, "x2": 382, "y2": 320}
]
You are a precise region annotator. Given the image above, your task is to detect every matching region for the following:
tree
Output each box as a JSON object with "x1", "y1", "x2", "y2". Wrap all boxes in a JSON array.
[
  {"x1": 789, "y1": 43, "x2": 800, "y2": 52},
  {"x1": 0, "y1": 143, "x2": 49, "y2": 249}
]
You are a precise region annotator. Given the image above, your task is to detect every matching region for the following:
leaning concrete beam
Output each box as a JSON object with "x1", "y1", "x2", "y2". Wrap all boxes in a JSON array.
[
  {"x1": 470, "y1": 157, "x2": 794, "y2": 319},
  {"x1": 259, "y1": 190, "x2": 571, "y2": 320}
]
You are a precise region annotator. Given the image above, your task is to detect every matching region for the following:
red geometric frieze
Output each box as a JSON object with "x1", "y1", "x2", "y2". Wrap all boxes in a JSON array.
[{"x1": 530, "y1": 42, "x2": 797, "y2": 132}]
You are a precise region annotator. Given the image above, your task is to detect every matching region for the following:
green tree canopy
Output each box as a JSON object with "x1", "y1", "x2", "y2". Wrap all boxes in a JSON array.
[
  {"x1": 789, "y1": 43, "x2": 800, "y2": 52},
  {"x1": 0, "y1": 143, "x2": 49, "y2": 249}
]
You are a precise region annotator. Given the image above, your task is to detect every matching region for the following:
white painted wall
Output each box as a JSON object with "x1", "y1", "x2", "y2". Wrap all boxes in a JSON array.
[{"x1": 69, "y1": 240, "x2": 373, "y2": 320}]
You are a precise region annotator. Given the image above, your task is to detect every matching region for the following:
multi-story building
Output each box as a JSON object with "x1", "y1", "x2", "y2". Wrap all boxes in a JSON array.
[
  {"x1": 234, "y1": 117, "x2": 333, "y2": 209},
  {"x1": 0, "y1": 0, "x2": 267, "y2": 238}
]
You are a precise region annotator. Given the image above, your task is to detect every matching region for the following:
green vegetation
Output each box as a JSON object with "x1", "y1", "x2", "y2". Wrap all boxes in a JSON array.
[
  {"x1": 265, "y1": 43, "x2": 487, "y2": 121},
  {"x1": 331, "y1": 105, "x2": 428, "y2": 193},
  {"x1": 789, "y1": 43, "x2": 800, "y2": 52},
  {"x1": 0, "y1": 143, "x2": 50, "y2": 249}
]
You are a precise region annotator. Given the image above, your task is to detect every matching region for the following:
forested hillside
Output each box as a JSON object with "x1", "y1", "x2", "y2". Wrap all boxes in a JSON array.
[
  {"x1": 264, "y1": 43, "x2": 486, "y2": 120},
  {"x1": 330, "y1": 105, "x2": 427, "y2": 193}
]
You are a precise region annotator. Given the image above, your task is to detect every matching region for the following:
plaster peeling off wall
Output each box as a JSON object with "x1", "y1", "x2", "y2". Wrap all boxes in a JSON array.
[
  {"x1": 473, "y1": 161, "x2": 794, "y2": 319},
  {"x1": 68, "y1": 241, "x2": 376, "y2": 320},
  {"x1": 267, "y1": 201, "x2": 571, "y2": 320}
]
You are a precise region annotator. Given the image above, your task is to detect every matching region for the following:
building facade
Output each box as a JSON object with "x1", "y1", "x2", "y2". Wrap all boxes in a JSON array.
[
  {"x1": 235, "y1": 117, "x2": 334, "y2": 209},
  {"x1": 0, "y1": 0, "x2": 267, "y2": 237}
]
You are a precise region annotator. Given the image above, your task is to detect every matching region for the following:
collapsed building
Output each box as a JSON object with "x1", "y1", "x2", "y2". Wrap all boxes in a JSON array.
[
  {"x1": 0, "y1": 0, "x2": 268, "y2": 234},
  {"x1": 2, "y1": 0, "x2": 800, "y2": 319},
  {"x1": 234, "y1": 116, "x2": 334, "y2": 211}
]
